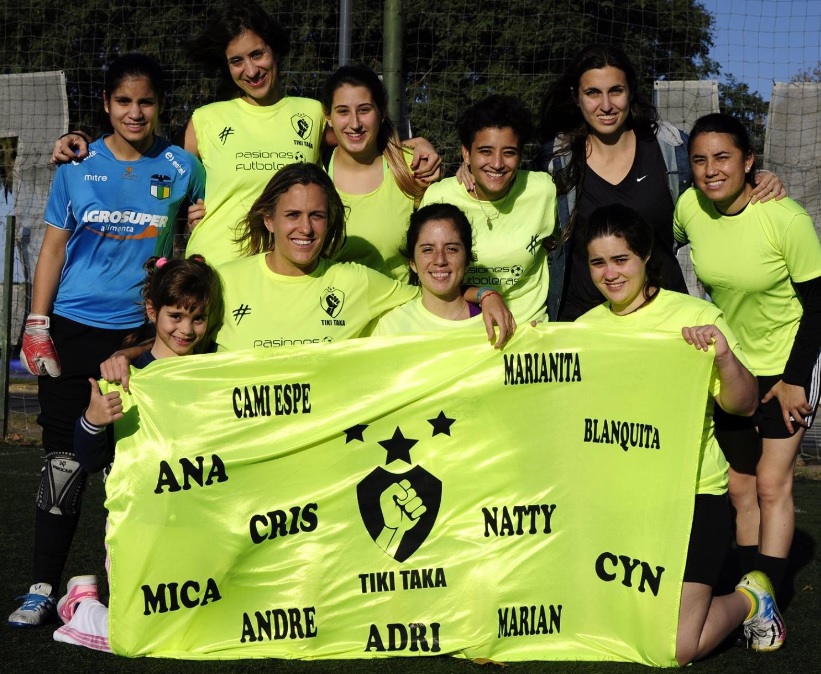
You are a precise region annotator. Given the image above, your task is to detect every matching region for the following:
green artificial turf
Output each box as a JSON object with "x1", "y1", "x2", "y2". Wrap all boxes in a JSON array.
[{"x1": 1, "y1": 442, "x2": 818, "y2": 673}]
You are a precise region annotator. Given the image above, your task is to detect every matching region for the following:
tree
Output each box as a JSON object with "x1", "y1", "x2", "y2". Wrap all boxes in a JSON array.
[
  {"x1": 791, "y1": 62, "x2": 821, "y2": 82},
  {"x1": 718, "y1": 75, "x2": 768, "y2": 155},
  {"x1": 402, "y1": 0, "x2": 718, "y2": 167},
  {"x1": 1, "y1": 0, "x2": 719, "y2": 166}
]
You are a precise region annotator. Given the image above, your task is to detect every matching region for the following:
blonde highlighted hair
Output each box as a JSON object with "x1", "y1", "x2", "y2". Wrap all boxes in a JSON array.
[{"x1": 236, "y1": 163, "x2": 347, "y2": 259}]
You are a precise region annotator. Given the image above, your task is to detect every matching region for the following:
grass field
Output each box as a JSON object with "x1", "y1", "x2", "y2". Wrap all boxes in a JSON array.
[{"x1": 1, "y1": 441, "x2": 818, "y2": 673}]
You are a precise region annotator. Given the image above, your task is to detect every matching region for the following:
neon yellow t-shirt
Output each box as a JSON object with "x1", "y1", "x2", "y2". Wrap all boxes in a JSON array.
[
  {"x1": 577, "y1": 288, "x2": 748, "y2": 495},
  {"x1": 372, "y1": 297, "x2": 485, "y2": 336},
  {"x1": 329, "y1": 148, "x2": 417, "y2": 282},
  {"x1": 215, "y1": 254, "x2": 418, "y2": 351},
  {"x1": 674, "y1": 188, "x2": 821, "y2": 375},
  {"x1": 186, "y1": 96, "x2": 325, "y2": 267},
  {"x1": 421, "y1": 171, "x2": 557, "y2": 323}
]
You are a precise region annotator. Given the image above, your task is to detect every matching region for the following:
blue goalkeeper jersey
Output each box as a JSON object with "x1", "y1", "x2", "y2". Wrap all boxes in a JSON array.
[{"x1": 45, "y1": 136, "x2": 205, "y2": 328}]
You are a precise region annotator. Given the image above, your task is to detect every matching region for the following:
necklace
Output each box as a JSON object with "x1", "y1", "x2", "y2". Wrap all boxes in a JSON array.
[
  {"x1": 471, "y1": 179, "x2": 514, "y2": 230},
  {"x1": 427, "y1": 297, "x2": 470, "y2": 321},
  {"x1": 447, "y1": 300, "x2": 470, "y2": 321}
]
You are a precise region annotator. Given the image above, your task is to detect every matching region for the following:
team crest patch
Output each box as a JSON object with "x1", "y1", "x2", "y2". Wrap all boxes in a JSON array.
[
  {"x1": 291, "y1": 113, "x2": 313, "y2": 140},
  {"x1": 357, "y1": 465, "x2": 442, "y2": 563},
  {"x1": 150, "y1": 174, "x2": 171, "y2": 200},
  {"x1": 321, "y1": 287, "x2": 345, "y2": 318}
]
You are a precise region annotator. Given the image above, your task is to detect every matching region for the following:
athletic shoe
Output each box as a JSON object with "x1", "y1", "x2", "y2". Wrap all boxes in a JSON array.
[
  {"x1": 736, "y1": 571, "x2": 786, "y2": 652},
  {"x1": 57, "y1": 575, "x2": 98, "y2": 624},
  {"x1": 8, "y1": 583, "x2": 57, "y2": 627}
]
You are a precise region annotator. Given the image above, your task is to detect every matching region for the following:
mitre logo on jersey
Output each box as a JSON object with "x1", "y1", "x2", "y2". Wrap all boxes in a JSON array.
[
  {"x1": 150, "y1": 174, "x2": 171, "y2": 200},
  {"x1": 291, "y1": 113, "x2": 313, "y2": 140},
  {"x1": 349, "y1": 418, "x2": 451, "y2": 562},
  {"x1": 320, "y1": 287, "x2": 345, "y2": 318}
]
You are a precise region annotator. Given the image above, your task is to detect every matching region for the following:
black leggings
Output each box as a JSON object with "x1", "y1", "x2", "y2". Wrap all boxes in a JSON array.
[{"x1": 33, "y1": 315, "x2": 134, "y2": 590}]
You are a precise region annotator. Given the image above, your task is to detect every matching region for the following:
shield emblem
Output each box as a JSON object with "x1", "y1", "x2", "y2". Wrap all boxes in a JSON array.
[
  {"x1": 357, "y1": 465, "x2": 442, "y2": 562},
  {"x1": 320, "y1": 287, "x2": 345, "y2": 317},
  {"x1": 291, "y1": 113, "x2": 314, "y2": 140},
  {"x1": 150, "y1": 174, "x2": 171, "y2": 200}
]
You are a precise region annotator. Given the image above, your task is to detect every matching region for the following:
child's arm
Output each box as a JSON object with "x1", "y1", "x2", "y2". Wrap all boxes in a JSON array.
[
  {"x1": 101, "y1": 343, "x2": 151, "y2": 393},
  {"x1": 74, "y1": 379, "x2": 122, "y2": 473}
]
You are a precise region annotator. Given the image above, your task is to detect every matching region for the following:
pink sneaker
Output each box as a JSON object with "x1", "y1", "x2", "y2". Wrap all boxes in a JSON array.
[{"x1": 57, "y1": 575, "x2": 98, "y2": 624}]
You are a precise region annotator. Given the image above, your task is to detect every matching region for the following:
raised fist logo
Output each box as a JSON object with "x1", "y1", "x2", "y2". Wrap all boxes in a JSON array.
[
  {"x1": 357, "y1": 465, "x2": 441, "y2": 562},
  {"x1": 321, "y1": 287, "x2": 345, "y2": 317},
  {"x1": 375, "y1": 479, "x2": 427, "y2": 558},
  {"x1": 291, "y1": 113, "x2": 314, "y2": 139}
]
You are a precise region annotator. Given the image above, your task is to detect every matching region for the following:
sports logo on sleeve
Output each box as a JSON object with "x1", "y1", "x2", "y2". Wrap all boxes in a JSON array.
[{"x1": 150, "y1": 174, "x2": 171, "y2": 200}]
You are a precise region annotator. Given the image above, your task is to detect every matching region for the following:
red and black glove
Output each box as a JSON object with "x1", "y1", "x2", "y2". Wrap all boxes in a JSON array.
[{"x1": 20, "y1": 314, "x2": 61, "y2": 377}]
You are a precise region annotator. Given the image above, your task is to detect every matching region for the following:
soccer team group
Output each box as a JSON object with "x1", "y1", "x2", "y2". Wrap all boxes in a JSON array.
[{"x1": 8, "y1": 0, "x2": 821, "y2": 664}]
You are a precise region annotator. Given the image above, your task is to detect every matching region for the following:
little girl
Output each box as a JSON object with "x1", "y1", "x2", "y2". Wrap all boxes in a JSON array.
[{"x1": 51, "y1": 255, "x2": 219, "y2": 652}]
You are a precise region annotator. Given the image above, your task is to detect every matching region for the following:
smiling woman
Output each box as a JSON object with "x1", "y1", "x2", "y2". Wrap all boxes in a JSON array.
[
  {"x1": 214, "y1": 163, "x2": 418, "y2": 352},
  {"x1": 179, "y1": 1, "x2": 326, "y2": 267},
  {"x1": 421, "y1": 95, "x2": 557, "y2": 324},
  {"x1": 9, "y1": 53, "x2": 205, "y2": 629},
  {"x1": 322, "y1": 65, "x2": 429, "y2": 282},
  {"x1": 372, "y1": 203, "x2": 485, "y2": 335},
  {"x1": 223, "y1": 29, "x2": 280, "y2": 107},
  {"x1": 103, "y1": 77, "x2": 160, "y2": 159},
  {"x1": 260, "y1": 182, "x2": 333, "y2": 276},
  {"x1": 537, "y1": 44, "x2": 787, "y2": 323},
  {"x1": 675, "y1": 113, "x2": 821, "y2": 617},
  {"x1": 576, "y1": 204, "x2": 783, "y2": 664}
]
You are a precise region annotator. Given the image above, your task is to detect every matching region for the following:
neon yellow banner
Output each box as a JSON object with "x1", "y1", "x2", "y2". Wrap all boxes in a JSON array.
[{"x1": 104, "y1": 324, "x2": 712, "y2": 665}]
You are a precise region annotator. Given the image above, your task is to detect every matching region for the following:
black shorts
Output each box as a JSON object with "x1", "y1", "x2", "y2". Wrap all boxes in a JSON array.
[
  {"x1": 683, "y1": 494, "x2": 732, "y2": 585},
  {"x1": 713, "y1": 355, "x2": 821, "y2": 439}
]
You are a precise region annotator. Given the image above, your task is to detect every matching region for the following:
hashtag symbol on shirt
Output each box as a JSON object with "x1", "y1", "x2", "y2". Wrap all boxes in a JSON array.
[
  {"x1": 232, "y1": 304, "x2": 251, "y2": 324},
  {"x1": 219, "y1": 127, "x2": 235, "y2": 144},
  {"x1": 526, "y1": 236, "x2": 539, "y2": 255}
]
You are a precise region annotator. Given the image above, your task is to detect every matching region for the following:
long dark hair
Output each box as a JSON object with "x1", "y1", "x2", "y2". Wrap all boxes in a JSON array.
[
  {"x1": 539, "y1": 44, "x2": 658, "y2": 198},
  {"x1": 189, "y1": 0, "x2": 290, "y2": 100},
  {"x1": 577, "y1": 204, "x2": 662, "y2": 301},
  {"x1": 322, "y1": 65, "x2": 423, "y2": 200}
]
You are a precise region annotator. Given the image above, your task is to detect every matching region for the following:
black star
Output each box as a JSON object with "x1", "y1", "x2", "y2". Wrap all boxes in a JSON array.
[
  {"x1": 428, "y1": 411, "x2": 456, "y2": 437},
  {"x1": 343, "y1": 424, "x2": 368, "y2": 443},
  {"x1": 378, "y1": 427, "x2": 418, "y2": 464}
]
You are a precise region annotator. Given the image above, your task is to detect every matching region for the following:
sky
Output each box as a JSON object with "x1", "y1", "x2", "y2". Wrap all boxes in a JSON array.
[{"x1": 700, "y1": 0, "x2": 821, "y2": 97}]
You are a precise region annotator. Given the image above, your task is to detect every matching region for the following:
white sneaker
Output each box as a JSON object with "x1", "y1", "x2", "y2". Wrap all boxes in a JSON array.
[
  {"x1": 8, "y1": 583, "x2": 57, "y2": 627},
  {"x1": 736, "y1": 571, "x2": 786, "y2": 652}
]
